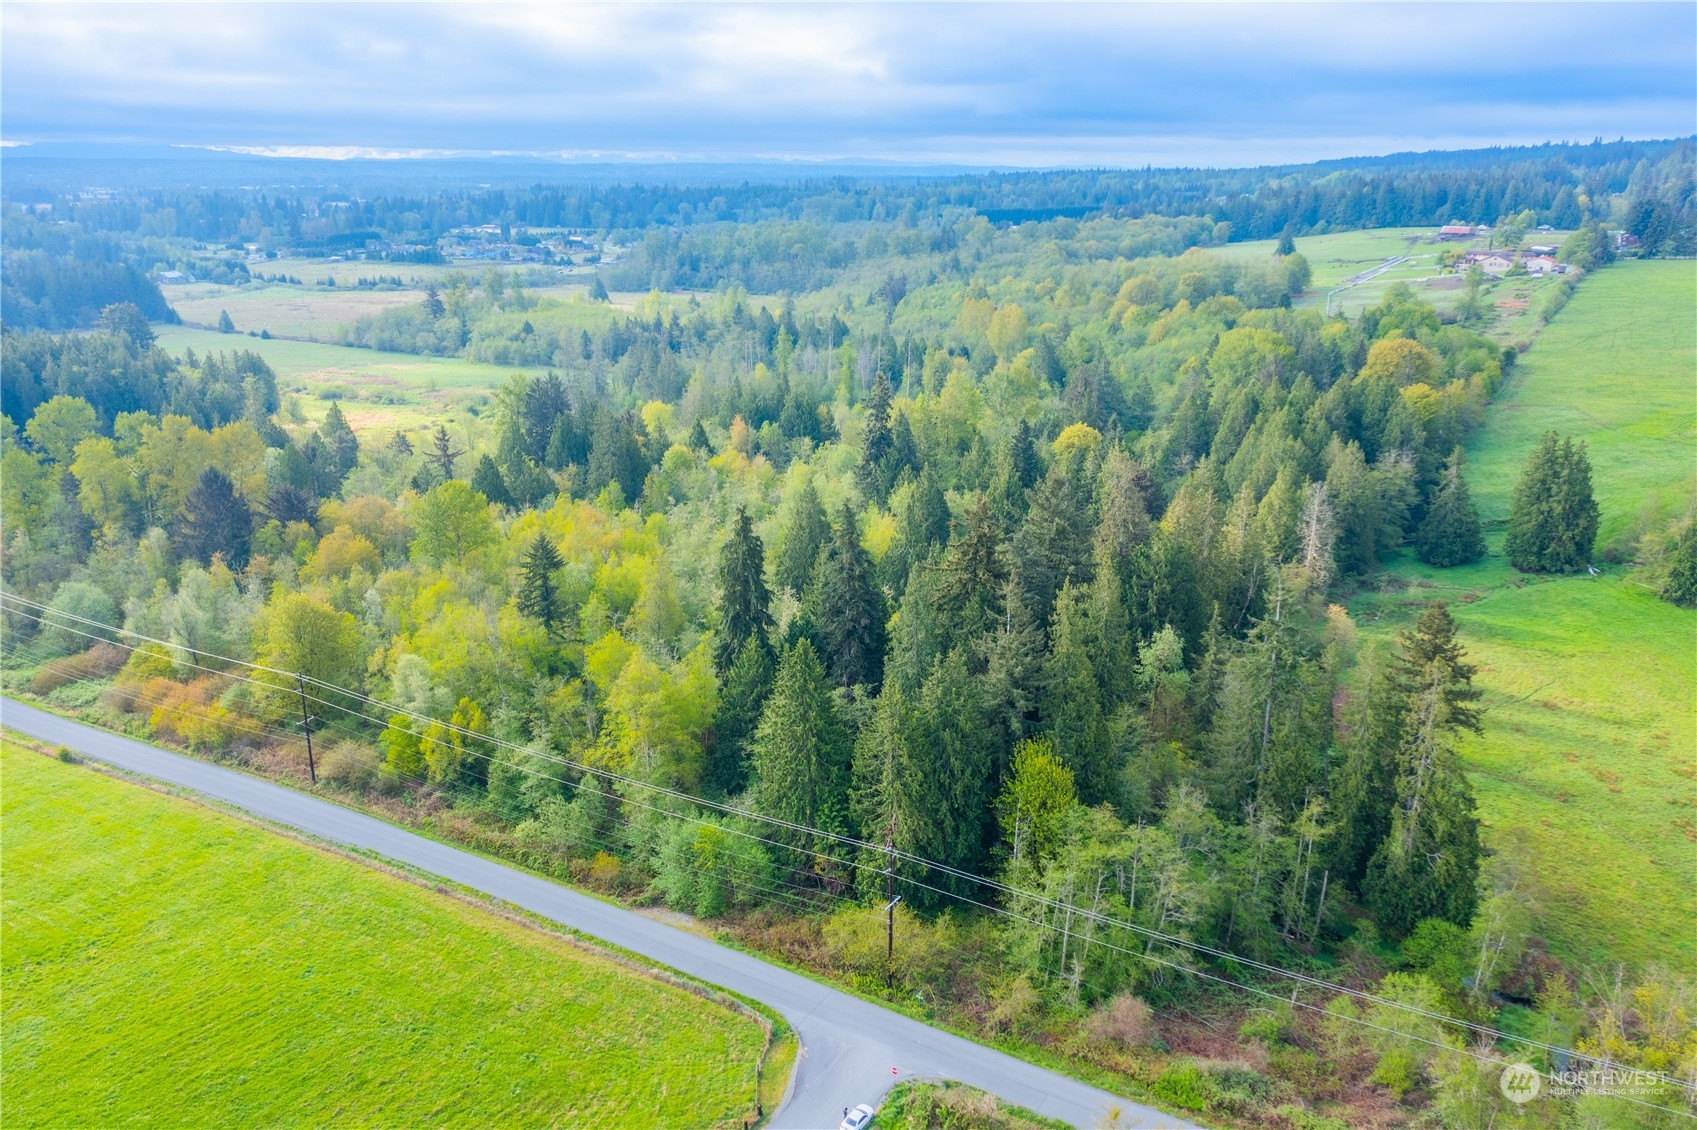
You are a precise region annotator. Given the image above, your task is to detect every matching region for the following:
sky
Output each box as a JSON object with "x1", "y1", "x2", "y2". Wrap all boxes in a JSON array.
[{"x1": 2, "y1": 2, "x2": 1693, "y2": 168}]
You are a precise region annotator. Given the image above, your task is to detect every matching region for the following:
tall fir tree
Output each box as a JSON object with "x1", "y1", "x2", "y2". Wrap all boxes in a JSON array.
[
  {"x1": 883, "y1": 463, "x2": 950, "y2": 591},
  {"x1": 1362, "y1": 659, "x2": 1482, "y2": 937},
  {"x1": 425, "y1": 424, "x2": 463, "y2": 480},
  {"x1": 774, "y1": 478, "x2": 831, "y2": 597},
  {"x1": 1415, "y1": 448, "x2": 1485, "y2": 567},
  {"x1": 1506, "y1": 431, "x2": 1600, "y2": 573},
  {"x1": 708, "y1": 634, "x2": 774, "y2": 797},
  {"x1": 935, "y1": 494, "x2": 1007, "y2": 648},
  {"x1": 810, "y1": 502, "x2": 888, "y2": 690},
  {"x1": 857, "y1": 371, "x2": 895, "y2": 499},
  {"x1": 174, "y1": 467, "x2": 253, "y2": 568},
  {"x1": 470, "y1": 453, "x2": 514, "y2": 509},
  {"x1": 1040, "y1": 583, "x2": 1113, "y2": 805},
  {"x1": 1011, "y1": 462, "x2": 1094, "y2": 628},
  {"x1": 715, "y1": 506, "x2": 773, "y2": 672},
  {"x1": 587, "y1": 410, "x2": 647, "y2": 505},
  {"x1": 1394, "y1": 602, "x2": 1483, "y2": 734},
  {"x1": 319, "y1": 402, "x2": 360, "y2": 486},
  {"x1": 517, "y1": 532, "x2": 566, "y2": 638},
  {"x1": 749, "y1": 639, "x2": 852, "y2": 853}
]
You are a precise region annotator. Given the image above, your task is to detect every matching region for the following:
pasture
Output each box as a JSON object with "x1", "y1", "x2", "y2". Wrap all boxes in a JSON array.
[
  {"x1": 1352, "y1": 260, "x2": 1697, "y2": 973},
  {"x1": 0, "y1": 738, "x2": 769, "y2": 1128},
  {"x1": 153, "y1": 325, "x2": 520, "y2": 439}
]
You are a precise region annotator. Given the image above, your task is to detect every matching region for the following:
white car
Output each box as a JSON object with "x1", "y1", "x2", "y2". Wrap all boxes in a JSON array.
[{"x1": 838, "y1": 1103, "x2": 876, "y2": 1130}]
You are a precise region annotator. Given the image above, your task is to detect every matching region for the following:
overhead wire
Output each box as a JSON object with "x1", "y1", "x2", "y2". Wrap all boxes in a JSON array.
[{"x1": 3, "y1": 592, "x2": 1691, "y2": 1108}]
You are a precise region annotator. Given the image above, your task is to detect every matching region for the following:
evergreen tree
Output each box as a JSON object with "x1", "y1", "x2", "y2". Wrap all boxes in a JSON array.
[
  {"x1": 1011, "y1": 462, "x2": 1094, "y2": 628},
  {"x1": 1394, "y1": 602, "x2": 1483, "y2": 734},
  {"x1": 422, "y1": 284, "x2": 445, "y2": 319},
  {"x1": 774, "y1": 478, "x2": 830, "y2": 597},
  {"x1": 517, "y1": 532, "x2": 565, "y2": 637},
  {"x1": 319, "y1": 402, "x2": 360, "y2": 485},
  {"x1": 1661, "y1": 520, "x2": 1697, "y2": 608},
  {"x1": 688, "y1": 419, "x2": 714, "y2": 455},
  {"x1": 425, "y1": 424, "x2": 463, "y2": 480},
  {"x1": 174, "y1": 467, "x2": 253, "y2": 568},
  {"x1": 1040, "y1": 584, "x2": 1113, "y2": 805},
  {"x1": 217, "y1": 309, "x2": 236, "y2": 333},
  {"x1": 470, "y1": 454, "x2": 514, "y2": 509},
  {"x1": 388, "y1": 429, "x2": 414, "y2": 457},
  {"x1": 587, "y1": 410, "x2": 647, "y2": 505},
  {"x1": 935, "y1": 494, "x2": 1007, "y2": 648},
  {"x1": 708, "y1": 634, "x2": 774, "y2": 797},
  {"x1": 883, "y1": 463, "x2": 949, "y2": 590},
  {"x1": 750, "y1": 639, "x2": 852, "y2": 853},
  {"x1": 1362, "y1": 659, "x2": 1482, "y2": 937},
  {"x1": 908, "y1": 648, "x2": 995, "y2": 890},
  {"x1": 884, "y1": 557, "x2": 946, "y2": 696},
  {"x1": 1415, "y1": 448, "x2": 1485, "y2": 567},
  {"x1": 810, "y1": 502, "x2": 887, "y2": 690},
  {"x1": 1506, "y1": 431, "x2": 1600, "y2": 573},
  {"x1": 715, "y1": 506, "x2": 773, "y2": 672},
  {"x1": 857, "y1": 371, "x2": 894, "y2": 498},
  {"x1": 1328, "y1": 651, "x2": 1406, "y2": 891}
]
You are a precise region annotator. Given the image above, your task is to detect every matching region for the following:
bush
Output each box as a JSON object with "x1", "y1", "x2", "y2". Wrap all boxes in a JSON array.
[
  {"x1": 39, "y1": 581, "x2": 119, "y2": 657},
  {"x1": 1151, "y1": 1062, "x2": 1212, "y2": 1112},
  {"x1": 1085, "y1": 993, "x2": 1153, "y2": 1048},
  {"x1": 28, "y1": 641, "x2": 126, "y2": 693},
  {"x1": 56, "y1": 746, "x2": 80, "y2": 764},
  {"x1": 319, "y1": 739, "x2": 380, "y2": 788}
]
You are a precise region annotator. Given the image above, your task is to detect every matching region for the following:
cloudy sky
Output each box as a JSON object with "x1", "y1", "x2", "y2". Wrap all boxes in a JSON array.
[{"x1": 3, "y1": 2, "x2": 1692, "y2": 167}]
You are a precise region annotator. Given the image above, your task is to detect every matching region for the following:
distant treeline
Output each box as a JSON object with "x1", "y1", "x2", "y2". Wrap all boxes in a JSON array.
[{"x1": 12, "y1": 139, "x2": 1690, "y2": 249}]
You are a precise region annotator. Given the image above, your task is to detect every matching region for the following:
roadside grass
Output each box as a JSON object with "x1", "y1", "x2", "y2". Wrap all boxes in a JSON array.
[
  {"x1": 1351, "y1": 260, "x2": 1697, "y2": 974},
  {"x1": 0, "y1": 740, "x2": 768, "y2": 1129},
  {"x1": 871, "y1": 1080, "x2": 1069, "y2": 1130}
]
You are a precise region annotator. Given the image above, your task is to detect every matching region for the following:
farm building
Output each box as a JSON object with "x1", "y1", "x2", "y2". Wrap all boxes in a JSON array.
[
  {"x1": 1438, "y1": 224, "x2": 1476, "y2": 240},
  {"x1": 1463, "y1": 250, "x2": 1515, "y2": 274},
  {"x1": 1525, "y1": 255, "x2": 1560, "y2": 276}
]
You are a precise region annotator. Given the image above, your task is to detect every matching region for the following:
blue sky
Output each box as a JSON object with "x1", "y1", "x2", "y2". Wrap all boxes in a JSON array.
[{"x1": 3, "y1": 2, "x2": 1692, "y2": 167}]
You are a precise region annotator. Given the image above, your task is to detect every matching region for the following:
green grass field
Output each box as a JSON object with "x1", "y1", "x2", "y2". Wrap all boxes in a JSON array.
[
  {"x1": 1205, "y1": 225, "x2": 1573, "y2": 327},
  {"x1": 170, "y1": 284, "x2": 425, "y2": 340},
  {"x1": 1352, "y1": 260, "x2": 1697, "y2": 973},
  {"x1": 1, "y1": 740, "x2": 768, "y2": 1128},
  {"x1": 1464, "y1": 260, "x2": 1697, "y2": 547},
  {"x1": 153, "y1": 325, "x2": 521, "y2": 438}
]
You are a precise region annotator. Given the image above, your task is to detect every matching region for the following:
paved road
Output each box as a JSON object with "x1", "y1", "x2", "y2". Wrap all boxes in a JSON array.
[{"x1": 3, "y1": 699, "x2": 1197, "y2": 1130}]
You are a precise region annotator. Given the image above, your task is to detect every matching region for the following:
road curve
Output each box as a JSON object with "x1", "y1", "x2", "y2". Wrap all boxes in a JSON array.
[{"x1": 3, "y1": 698, "x2": 1197, "y2": 1130}]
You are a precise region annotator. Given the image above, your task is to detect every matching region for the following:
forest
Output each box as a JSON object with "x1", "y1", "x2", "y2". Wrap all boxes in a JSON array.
[{"x1": 3, "y1": 145, "x2": 1695, "y2": 1128}]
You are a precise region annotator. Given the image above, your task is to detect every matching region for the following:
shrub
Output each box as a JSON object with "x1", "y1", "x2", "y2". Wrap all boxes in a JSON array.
[
  {"x1": 29, "y1": 641, "x2": 126, "y2": 693},
  {"x1": 1085, "y1": 993, "x2": 1153, "y2": 1048},
  {"x1": 39, "y1": 581, "x2": 119, "y2": 657},
  {"x1": 56, "y1": 746, "x2": 80, "y2": 764},
  {"x1": 319, "y1": 739, "x2": 380, "y2": 788},
  {"x1": 1151, "y1": 1062, "x2": 1212, "y2": 1112}
]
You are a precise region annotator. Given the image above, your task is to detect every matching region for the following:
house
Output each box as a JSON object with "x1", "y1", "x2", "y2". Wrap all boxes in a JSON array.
[
  {"x1": 1525, "y1": 255, "x2": 1558, "y2": 276},
  {"x1": 1463, "y1": 250, "x2": 1515, "y2": 274},
  {"x1": 1438, "y1": 224, "x2": 1475, "y2": 240},
  {"x1": 1616, "y1": 232, "x2": 1642, "y2": 251},
  {"x1": 156, "y1": 270, "x2": 194, "y2": 285},
  {"x1": 1529, "y1": 244, "x2": 1559, "y2": 257}
]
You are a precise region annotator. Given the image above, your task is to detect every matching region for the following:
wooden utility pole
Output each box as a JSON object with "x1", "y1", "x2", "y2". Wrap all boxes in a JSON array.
[{"x1": 297, "y1": 673, "x2": 316, "y2": 783}]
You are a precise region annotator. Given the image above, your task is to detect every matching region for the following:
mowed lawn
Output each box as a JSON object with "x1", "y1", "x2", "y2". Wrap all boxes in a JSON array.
[
  {"x1": 1353, "y1": 260, "x2": 1697, "y2": 973},
  {"x1": 1, "y1": 741, "x2": 766, "y2": 1128}
]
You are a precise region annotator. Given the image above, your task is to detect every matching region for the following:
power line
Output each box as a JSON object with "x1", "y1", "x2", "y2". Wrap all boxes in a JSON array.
[{"x1": 4, "y1": 593, "x2": 1690, "y2": 1107}]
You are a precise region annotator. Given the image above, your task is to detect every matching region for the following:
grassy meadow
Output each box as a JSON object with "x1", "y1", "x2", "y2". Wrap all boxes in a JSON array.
[
  {"x1": 1352, "y1": 260, "x2": 1697, "y2": 973},
  {"x1": 0, "y1": 739, "x2": 769, "y2": 1129},
  {"x1": 170, "y1": 284, "x2": 425, "y2": 339},
  {"x1": 1205, "y1": 225, "x2": 1574, "y2": 328},
  {"x1": 153, "y1": 325, "x2": 518, "y2": 440}
]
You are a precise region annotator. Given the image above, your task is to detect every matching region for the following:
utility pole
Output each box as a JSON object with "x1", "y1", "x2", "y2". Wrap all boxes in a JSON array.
[
  {"x1": 884, "y1": 816, "x2": 897, "y2": 990},
  {"x1": 296, "y1": 673, "x2": 316, "y2": 783}
]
